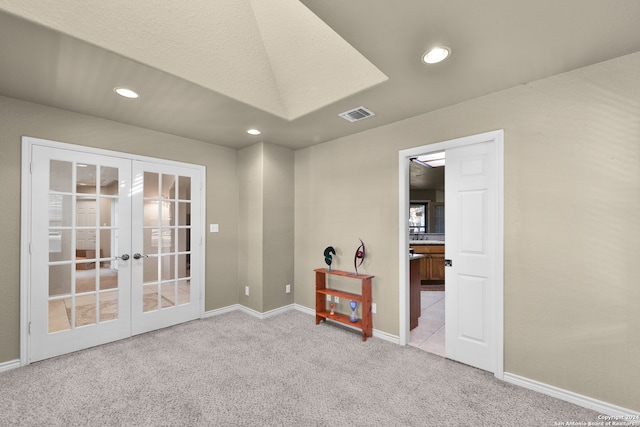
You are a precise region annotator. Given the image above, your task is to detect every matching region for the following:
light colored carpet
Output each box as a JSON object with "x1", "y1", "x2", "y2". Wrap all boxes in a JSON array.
[{"x1": 0, "y1": 310, "x2": 602, "y2": 426}]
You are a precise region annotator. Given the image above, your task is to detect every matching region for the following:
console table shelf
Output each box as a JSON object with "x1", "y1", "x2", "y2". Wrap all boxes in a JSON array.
[{"x1": 314, "y1": 268, "x2": 373, "y2": 341}]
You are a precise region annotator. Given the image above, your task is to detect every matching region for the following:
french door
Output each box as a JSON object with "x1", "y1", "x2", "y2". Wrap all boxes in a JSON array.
[
  {"x1": 28, "y1": 140, "x2": 203, "y2": 362},
  {"x1": 130, "y1": 161, "x2": 201, "y2": 335}
]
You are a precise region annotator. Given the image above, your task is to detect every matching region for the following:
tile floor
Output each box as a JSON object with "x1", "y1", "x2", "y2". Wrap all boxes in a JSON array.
[
  {"x1": 409, "y1": 290, "x2": 445, "y2": 357},
  {"x1": 48, "y1": 275, "x2": 191, "y2": 332}
]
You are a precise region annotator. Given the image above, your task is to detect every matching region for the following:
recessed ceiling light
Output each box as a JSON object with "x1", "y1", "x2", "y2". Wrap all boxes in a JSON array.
[
  {"x1": 247, "y1": 129, "x2": 261, "y2": 135},
  {"x1": 422, "y1": 46, "x2": 451, "y2": 64},
  {"x1": 114, "y1": 87, "x2": 140, "y2": 99}
]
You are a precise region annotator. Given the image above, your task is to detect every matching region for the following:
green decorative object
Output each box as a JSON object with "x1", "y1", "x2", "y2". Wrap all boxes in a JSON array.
[{"x1": 323, "y1": 246, "x2": 336, "y2": 270}]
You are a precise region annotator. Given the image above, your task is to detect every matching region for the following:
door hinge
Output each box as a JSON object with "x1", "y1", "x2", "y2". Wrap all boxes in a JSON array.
[
  {"x1": 30, "y1": 162, "x2": 33, "y2": 174},
  {"x1": 28, "y1": 243, "x2": 32, "y2": 255},
  {"x1": 28, "y1": 322, "x2": 31, "y2": 335}
]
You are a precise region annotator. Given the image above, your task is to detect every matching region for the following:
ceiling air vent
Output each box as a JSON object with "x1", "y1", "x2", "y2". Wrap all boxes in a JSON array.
[{"x1": 338, "y1": 106, "x2": 375, "y2": 123}]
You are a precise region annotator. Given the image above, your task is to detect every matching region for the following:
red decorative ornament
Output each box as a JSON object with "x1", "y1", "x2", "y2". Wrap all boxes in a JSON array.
[{"x1": 354, "y1": 239, "x2": 366, "y2": 274}]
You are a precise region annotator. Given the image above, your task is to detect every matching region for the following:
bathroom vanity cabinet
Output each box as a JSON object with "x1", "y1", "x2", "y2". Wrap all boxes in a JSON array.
[{"x1": 410, "y1": 244, "x2": 445, "y2": 283}]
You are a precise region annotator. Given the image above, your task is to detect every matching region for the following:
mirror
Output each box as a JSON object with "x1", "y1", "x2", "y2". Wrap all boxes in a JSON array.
[{"x1": 409, "y1": 159, "x2": 445, "y2": 236}]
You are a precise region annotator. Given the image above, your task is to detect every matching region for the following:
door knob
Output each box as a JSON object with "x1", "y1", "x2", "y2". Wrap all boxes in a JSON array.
[
  {"x1": 133, "y1": 253, "x2": 149, "y2": 260},
  {"x1": 116, "y1": 254, "x2": 130, "y2": 261},
  {"x1": 444, "y1": 259, "x2": 452, "y2": 267}
]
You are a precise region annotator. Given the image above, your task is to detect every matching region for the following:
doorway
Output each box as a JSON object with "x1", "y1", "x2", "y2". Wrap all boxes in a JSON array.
[
  {"x1": 408, "y1": 159, "x2": 446, "y2": 356},
  {"x1": 398, "y1": 130, "x2": 504, "y2": 378},
  {"x1": 21, "y1": 137, "x2": 205, "y2": 364}
]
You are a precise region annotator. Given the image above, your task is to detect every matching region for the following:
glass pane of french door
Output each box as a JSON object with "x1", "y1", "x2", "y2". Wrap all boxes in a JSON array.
[
  {"x1": 131, "y1": 161, "x2": 201, "y2": 335},
  {"x1": 30, "y1": 145, "x2": 132, "y2": 362},
  {"x1": 28, "y1": 140, "x2": 202, "y2": 362}
]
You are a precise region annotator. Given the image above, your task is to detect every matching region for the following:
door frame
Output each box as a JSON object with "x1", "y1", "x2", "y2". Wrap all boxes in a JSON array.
[
  {"x1": 397, "y1": 130, "x2": 504, "y2": 379},
  {"x1": 20, "y1": 136, "x2": 207, "y2": 366}
]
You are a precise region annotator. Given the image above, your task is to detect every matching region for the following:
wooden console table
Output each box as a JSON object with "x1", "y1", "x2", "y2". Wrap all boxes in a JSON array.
[{"x1": 314, "y1": 268, "x2": 373, "y2": 341}]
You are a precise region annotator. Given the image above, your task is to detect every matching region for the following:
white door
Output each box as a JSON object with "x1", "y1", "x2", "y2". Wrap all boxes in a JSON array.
[
  {"x1": 445, "y1": 141, "x2": 498, "y2": 372},
  {"x1": 29, "y1": 142, "x2": 203, "y2": 362},
  {"x1": 130, "y1": 161, "x2": 202, "y2": 335},
  {"x1": 76, "y1": 200, "x2": 97, "y2": 250},
  {"x1": 30, "y1": 146, "x2": 132, "y2": 362}
]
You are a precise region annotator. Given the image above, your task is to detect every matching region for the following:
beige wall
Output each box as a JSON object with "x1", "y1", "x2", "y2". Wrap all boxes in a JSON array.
[
  {"x1": 1, "y1": 50, "x2": 638, "y2": 412},
  {"x1": 238, "y1": 143, "x2": 264, "y2": 311},
  {"x1": 0, "y1": 95, "x2": 240, "y2": 362},
  {"x1": 238, "y1": 142, "x2": 295, "y2": 312},
  {"x1": 262, "y1": 143, "x2": 294, "y2": 311},
  {"x1": 294, "y1": 52, "x2": 640, "y2": 410}
]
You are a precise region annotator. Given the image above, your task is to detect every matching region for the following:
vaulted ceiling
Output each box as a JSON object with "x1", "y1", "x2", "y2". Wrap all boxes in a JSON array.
[{"x1": 1, "y1": 0, "x2": 639, "y2": 150}]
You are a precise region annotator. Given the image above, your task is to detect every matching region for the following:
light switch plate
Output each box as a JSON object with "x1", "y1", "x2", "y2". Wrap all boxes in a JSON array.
[{"x1": 210, "y1": 224, "x2": 219, "y2": 233}]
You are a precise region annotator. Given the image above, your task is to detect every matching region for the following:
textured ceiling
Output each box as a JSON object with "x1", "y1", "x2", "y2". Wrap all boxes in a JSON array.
[
  {"x1": 410, "y1": 162, "x2": 444, "y2": 192},
  {"x1": 1, "y1": 0, "x2": 639, "y2": 151},
  {"x1": 0, "y1": 0, "x2": 387, "y2": 120}
]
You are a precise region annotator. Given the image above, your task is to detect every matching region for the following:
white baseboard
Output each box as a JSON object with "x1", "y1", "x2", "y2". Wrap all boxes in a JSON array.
[
  {"x1": 238, "y1": 303, "x2": 296, "y2": 319},
  {"x1": 203, "y1": 304, "x2": 242, "y2": 318},
  {"x1": 504, "y1": 372, "x2": 640, "y2": 423},
  {"x1": 204, "y1": 303, "x2": 400, "y2": 344},
  {"x1": 204, "y1": 303, "x2": 299, "y2": 320},
  {"x1": 294, "y1": 304, "x2": 400, "y2": 344},
  {"x1": 293, "y1": 303, "x2": 315, "y2": 316},
  {"x1": 0, "y1": 359, "x2": 21, "y2": 373},
  {"x1": 372, "y1": 328, "x2": 400, "y2": 344}
]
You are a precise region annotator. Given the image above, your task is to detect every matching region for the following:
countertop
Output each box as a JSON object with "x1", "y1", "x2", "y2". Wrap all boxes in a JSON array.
[
  {"x1": 409, "y1": 240, "x2": 445, "y2": 245},
  {"x1": 409, "y1": 254, "x2": 426, "y2": 261}
]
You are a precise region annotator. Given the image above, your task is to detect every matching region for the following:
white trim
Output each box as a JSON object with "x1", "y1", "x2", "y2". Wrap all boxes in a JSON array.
[
  {"x1": 293, "y1": 304, "x2": 315, "y2": 316},
  {"x1": 321, "y1": 317, "x2": 400, "y2": 344},
  {"x1": 20, "y1": 136, "x2": 207, "y2": 365},
  {"x1": 199, "y1": 167, "x2": 207, "y2": 320},
  {"x1": 398, "y1": 151, "x2": 410, "y2": 347},
  {"x1": 495, "y1": 132, "x2": 505, "y2": 379},
  {"x1": 21, "y1": 136, "x2": 205, "y2": 169},
  {"x1": 203, "y1": 303, "x2": 400, "y2": 344},
  {"x1": 372, "y1": 328, "x2": 400, "y2": 344},
  {"x1": 398, "y1": 130, "x2": 505, "y2": 379},
  {"x1": 0, "y1": 359, "x2": 21, "y2": 373},
  {"x1": 203, "y1": 304, "x2": 242, "y2": 318},
  {"x1": 504, "y1": 373, "x2": 640, "y2": 424},
  {"x1": 20, "y1": 141, "x2": 31, "y2": 366},
  {"x1": 205, "y1": 303, "x2": 297, "y2": 320},
  {"x1": 295, "y1": 305, "x2": 400, "y2": 344},
  {"x1": 238, "y1": 304, "x2": 296, "y2": 320}
]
